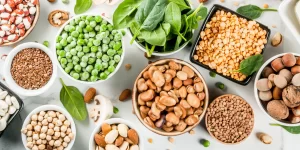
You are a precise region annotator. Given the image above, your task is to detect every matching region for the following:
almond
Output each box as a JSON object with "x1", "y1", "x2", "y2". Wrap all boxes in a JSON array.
[
  {"x1": 271, "y1": 32, "x2": 282, "y2": 47},
  {"x1": 114, "y1": 136, "x2": 124, "y2": 147},
  {"x1": 119, "y1": 89, "x2": 132, "y2": 101},
  {"x1": 102, "y1": 123, "x2": 112, "y2": 135},
  {"x1": 127, "y1": 129, "x2": 139, "y2": 145},
  {"x1": 84, "y1": 88, "x2": 96, "y2": 103},
  {"x1": 94, "y1": 134, "x2": 106, "y2": 148}
]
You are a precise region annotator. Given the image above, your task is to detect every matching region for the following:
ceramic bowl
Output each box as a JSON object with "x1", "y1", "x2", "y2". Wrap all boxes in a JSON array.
[
  {"x1": 254, "y1": 53, "x2": 300, "y2": 126},
  {"x1": 3, "y1": 42, "x2": 57, "y2": 96},
  {"x1": 21, "y1": 105, "x2": 76, "y2": 150},
  {"x1": 132, "y1": 59, "x2": 209, "y2": 136},
  {"x1": 54, "y1": 14, "x2": 125, "y2": 85},
  {"x1": 89, "y1": 118, "x2": 145, "y2": 150},
  {"x1": 1, "y1": 0, "x2": 40, "y2": 46},
  {"x1": 205, "y1": 94, "x2": 254, "y2": 145}
]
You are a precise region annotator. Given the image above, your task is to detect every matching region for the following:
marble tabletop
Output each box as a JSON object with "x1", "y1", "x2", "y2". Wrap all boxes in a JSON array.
[{"x1": 0, "y1": 0, "x2": 299, "y2": 150}]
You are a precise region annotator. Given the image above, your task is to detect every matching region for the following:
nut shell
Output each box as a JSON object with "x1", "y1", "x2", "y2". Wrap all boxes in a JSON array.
[
  {"x1": 267, "y1": 100, "x2": 289, "y2": 120},
  {"x1": 271, "y1": 58, "x2": 284, "y2": 72},
  {"x1": 282, "y1": 53, "x2": 296, "y2": 67},
  {"x1": 48, "y1": 10, "x2": 69, "y2": 27}
]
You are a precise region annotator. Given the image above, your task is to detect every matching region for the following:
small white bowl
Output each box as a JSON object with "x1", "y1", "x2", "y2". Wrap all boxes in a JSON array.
[
  {"x1": 89, "y1": 118, "x2": 144, "y2": 150},
  {"x1": 254, "y1": 53, "x2": 300, "y2": 127},
  {"x1": 3, "y1": 42, "x2": 57, "y2": 97},
  {"x1": 21, "y1": 105, "x2": 76, "y2": 150},
  {"x1": 54, "y1": 14, "x2": 125, "y2": 85}
]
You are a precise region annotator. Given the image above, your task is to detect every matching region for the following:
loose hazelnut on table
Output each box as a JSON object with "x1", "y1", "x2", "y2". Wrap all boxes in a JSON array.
[{"x1": 267, "y1": 100, "x2": 289, "y2": 120}]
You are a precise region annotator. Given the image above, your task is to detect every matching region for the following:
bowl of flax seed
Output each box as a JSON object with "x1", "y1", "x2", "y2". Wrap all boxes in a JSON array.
[{"x1": 3, "y1": 42, "x2": 57, "y2": 96}]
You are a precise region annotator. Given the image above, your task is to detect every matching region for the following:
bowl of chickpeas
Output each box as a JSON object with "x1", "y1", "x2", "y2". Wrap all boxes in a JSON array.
[
  {"x1": 21, "y1": 105, "x2": 76, "y2": 150},
  {"x1": 54, "y1": 14, "x2": 125, "y2": 84}
]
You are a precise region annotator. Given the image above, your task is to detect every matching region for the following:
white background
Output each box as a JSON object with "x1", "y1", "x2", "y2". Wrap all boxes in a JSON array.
[{"x1": 1, "y1": 0, "x2": 300, "y2": 150}]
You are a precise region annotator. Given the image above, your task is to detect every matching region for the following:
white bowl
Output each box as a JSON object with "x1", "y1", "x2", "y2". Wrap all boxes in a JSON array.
[
  {"x1": 3, "y1": 42, "x2": 57, "y2": 97},
  {"x1": 279, "y1": 0, "x2": 300, "y2": 45},
  {"x1": 54, "y1": 14, "x2": 125, "y2": 85},
  {"x1": 254, "y1": 53, "x2": 300, "y2": 126},
  {"x1": 89, "y1": 118, "x2": 144, "y2": 150},
  {"x1": 21, "y1": 105, "x2": 76, "y2": 150}
]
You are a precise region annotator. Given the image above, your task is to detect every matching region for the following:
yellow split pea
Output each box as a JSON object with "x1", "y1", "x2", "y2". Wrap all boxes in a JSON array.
[{"x1": 194, "y1": 10, "x2": 267, "y2": 81}]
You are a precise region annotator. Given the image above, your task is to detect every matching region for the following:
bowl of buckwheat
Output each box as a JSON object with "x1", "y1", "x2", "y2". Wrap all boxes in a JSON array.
[
  {"x1": 206, "y1": 94, "x2": 254, "y2": 144},
  {"x1": 3, "y1": 42, "x2": 57, "y2": 96},
  {"x1": 21, "y1": 105, "x2": 76, "y2": 150},
  {"x1": 132, "y1": 59, "x2": 209, "y2": 136},
  {"x1": 190, "y1": 4, "x2": 271, "y2": 85}
]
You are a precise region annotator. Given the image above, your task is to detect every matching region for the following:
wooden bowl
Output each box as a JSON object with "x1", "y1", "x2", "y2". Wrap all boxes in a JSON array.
[
  {"x1": 205, "y1": 94, "x2": 255, "y2": 145},
  {"x1": 1, "y1": 0, "x2": 40, "y2": 46},
  {"x1": 132, "y1": 58, "x2": 209, "y2": 136}
]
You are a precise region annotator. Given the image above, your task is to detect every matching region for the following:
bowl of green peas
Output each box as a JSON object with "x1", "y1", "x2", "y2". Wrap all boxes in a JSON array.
[{"x1": 55, "y1": 14, "x2": 125, "y2": 84}]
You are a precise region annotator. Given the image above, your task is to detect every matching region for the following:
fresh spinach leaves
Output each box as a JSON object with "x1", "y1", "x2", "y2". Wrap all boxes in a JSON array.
[
  {"x1": 74, "y1": 0, "x2": 92, "y2": 14},
  {"x1": 60, "y1": 78, "x2": 88, "y2": 121},
  {"x1": 237, "y1": 54, "x2": 264, "y2": 76},
  {"x1": 237, "y1": 5, "x2": 277, "y2": 19},
  {"x1": 140, "y1": 24, "x2": 167, "y2": 46},
  {"x1": 168, "y1": 0, "x2": 190, "y2": 11},
  {"x1": 270, "y1": 123, "x2": 300, "y2": 134}
]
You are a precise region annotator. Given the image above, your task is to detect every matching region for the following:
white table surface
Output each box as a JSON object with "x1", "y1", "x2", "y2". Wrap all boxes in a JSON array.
[{"x1": 1, "y1": 0, "x2": 299, "y2": 150}]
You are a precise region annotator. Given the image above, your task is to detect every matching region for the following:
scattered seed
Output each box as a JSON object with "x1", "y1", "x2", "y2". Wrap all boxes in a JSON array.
[
  {"x1": 148, "y1": 138, "x2": 153, "y2": 143},
  {"x1": 233, "y1": 1, "x2": 239, "y2": 6},
  {"x1": 272, "y1": 25, "x2": 277, "y2": 28},
  {"x1": 189, "y1": 130, "x2": 195, "y2": 135},
  {"x1": 168, "y1": 137, "x2": 174, "y2": 143},
  {"x1": 125, "y1": 64, "x2": 132, "y2": 70},
  {"x1": 263, "y1": 4, "x2": 269, "y2": 9},
  {"x1": 201, "y1": 139, "x2": 210, "y2": 147},
  {"x1": 220, "y1": 0, "x2": 225, "y2": 2},
  {"x1": 43, "y1": 41, "x2": 49, "y2": 47},
  {"x1": 215, "y1": 82, "x2": 225, "y2": 90},
  {"x1": 209, "y1": 71, "x2": 216, "y2": 78}
]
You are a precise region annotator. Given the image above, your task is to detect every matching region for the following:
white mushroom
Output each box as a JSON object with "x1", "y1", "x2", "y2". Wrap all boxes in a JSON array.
[{"x1": 92, "y1": 95, "x2": 114, "y2": 123}]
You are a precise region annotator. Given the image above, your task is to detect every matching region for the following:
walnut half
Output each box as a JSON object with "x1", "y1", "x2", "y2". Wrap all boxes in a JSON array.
[{"x1": 48, "y1": 10, "x2": 69, "y2": 27}]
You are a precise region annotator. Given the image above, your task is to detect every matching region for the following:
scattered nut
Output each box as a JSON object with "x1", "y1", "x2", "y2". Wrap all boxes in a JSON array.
[
  {"x1": 48, "y1": 0, "x2": 56, "y2": 2},
  {"x1": 48, "y1": 10, "x2": 69, "y2": 27},
  {"x1": 258, "y1": 133, "x2": 272, "y2": 144},
  {"x1": 84, "y1": 88, "x2": 96, "y2": 103},
  {"x1": 119, "y1": 89, "x2": 132, "y2": 101},
  {"x1": 168, "y1": 137, "x2": 174, "y2": 143},
  {"x1": 263, "y1": 4, "x2": 269, "y2": 8},
  {"x1": 125, "y1": 64, "x2": 131, "y2": 71},
  {"x1": 271, "y1": 32, "x2": 282, "y2": 47},
  {"x1": 148, "y1": 138, "x2": 153, "y2": 144}
]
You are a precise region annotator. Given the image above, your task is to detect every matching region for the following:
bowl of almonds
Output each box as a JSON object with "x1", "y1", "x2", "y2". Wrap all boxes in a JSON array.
[
  {"x1": 89, "y1": 118, "x2": 144, "y2": 150},
  {"x1": 132, "y1": 59, "x2": 209, "y2": 136}
]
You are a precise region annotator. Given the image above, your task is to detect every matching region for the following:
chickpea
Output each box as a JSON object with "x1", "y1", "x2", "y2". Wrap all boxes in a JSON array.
[
  {"x1": 26, "y1": 124, "x2": 33, "y2": 131},
  {"x1": 40, "y1": 133, "x2": 46, "y2": 139},
  {"x1": 57, "y1": 146, "x2": 64, "y2": 150},
  {"x1": 64, "y1": 136, "x2": 70, "y2": 143},
  {"x1": 48, "y1": 111, "x2": 56, "y2": 118},
  {"x1": 27, "y1": 137, "x2": 33, "y2": 142},
  {"x1": 58, "y1": 114, "x2": 66, "y2": 122},
  {"x1": 43, "y1": 114, "x2": 49, "y2": 119},
  {"x1": 48, "y1": 123, "x2": 54, "y2": 129},
  {"x1": 27, "y1": 131, "x2": 33, "y2": 137},
  {"x1": 39, "y1": 111, "x2": 46, "y2": 116},
  {"x1": 63, "y1": 142, "x2": 68, "y2": 147},
  {"x1": 36, "y1": 139, "x2": 42, "y2": 145},
  {"x1": 41, "y1": 126, "x2": 48, "y2": 133},
  {"x1": 66, "y1": 128, "x2": 71, "y2": 134},
  {"x1": 56, "y1": 120, "x2": 63, "y2": 127},
  {"x1": 60, "y1": 132, "x2": 66, "y2": 138},
  {"x1": 64, "y1": 120, "x2": 70, "y2": 127},
  {"x1": 42, "y1": 140, "x2": 47, "y2": 144},
  {"x1": 47, "y1": 117, "x2": 53, "y2": 122},
  {"x1": 33, "y1": 134, "x2": 39, "y2": 140},
  {"x1": 26, "y1": 142, "x2": 34, "y2": 148},
  {"x1": 49, "y1": 140, "x2": 55, "y2": 146},
  {"x1": 42, "y1": 119, "x2": 48, "y2": 126},
  {"x1": 54, "y1": 140, "x2": 61, "y2": 147},
  {"x1": 31, "y1": 114, "x2": 38, "y2": 121},
  {"x1": 54, "y1": 126, "x2": 60, "y2": 132},
  {"x1": 47, "y1": 129, "x2": 54, "y2": 136},
  {"x1": 68, "y1": 133, "x2": 74, "y2": 140},
  {"x1": 46, "y1": 135, "x2": 52, "y2": 141},
  {"x1": 32, "y1": 145, "x2": 38, "y2": 150},
  {"x1": 54, "y1": 131, "x2": 61, "y2": 138},
  {"x1": 38, "y1": 144, "x2": 45, "y2": 150},
  {"x1": 34, "y1": 125, "x2": 41, "y2": 132}
]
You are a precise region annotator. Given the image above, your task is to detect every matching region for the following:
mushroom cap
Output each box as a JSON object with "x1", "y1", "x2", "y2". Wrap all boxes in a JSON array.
[{"x1": 267, "y1": 100, "x2": 289, "y2": 120}]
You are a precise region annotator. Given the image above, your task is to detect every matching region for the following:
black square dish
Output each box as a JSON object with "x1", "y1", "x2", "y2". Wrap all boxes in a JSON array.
[
  {"x1": 190, "y1": 4, "x2": 271, "y2": 85},
  {"x1": 0, "y1": 81, "x2": 24, "y2": 137}
]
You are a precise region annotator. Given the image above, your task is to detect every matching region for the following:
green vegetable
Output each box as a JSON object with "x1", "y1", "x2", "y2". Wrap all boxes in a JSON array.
[
  {"x1": 43, "y1": 41, "x2": 49, "y2": 47},
  {"x1": 184, "y1": 4, "x2": 206, "y2": 34},
  {"x1": 237, "y1": 4, "x2": 277, "y2": 19},
  {"x1": 216, "y1": 82, "x2": 225, "y2": 90},
  {"x1": 59, "y1": 78, "x2": 88, "y2": 121},
  {"x1": 164, "y1": 2, "x2": 186, "y2": 41},
  {"x1": 74, "y1": 0, "x2": 92, "y2": 14},
  {"x1": 270, "y1": 124, "x2": 300, "y2": 134},
  {"x1": 209, "y1": 71, "x2": 216, "y2": 78},
  {"x1": 236, "y1": 54, "x2": 263, "y2": 76},
  {"x1": 62, "y1": 0, "x2": 69, "y2": 4},
  {"x1": 201, "y1": 139, "x2": 210, "y2": 147},
  {"x1": 113, "y1": 106, "x2": 119, "y2": 114},
  {"x1": 139, "y1": 24, "x2": 166, "y2": 46},
  {"x1": 113, "y1": 0, "x2": 143, "y2": 29},
  {"x1": 168, "y1": 0, "x2": 190, "y2": 11}
]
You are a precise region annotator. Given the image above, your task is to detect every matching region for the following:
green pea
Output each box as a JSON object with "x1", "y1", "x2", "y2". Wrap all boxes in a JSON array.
[
  {"x1": 94, "y1": 63, "x2": 103, "y2": 71},
  {"x1": 57, "y1": 36, "x2": 63, "y2": 42},
  {"x1": 102, "y1": 54, "x2": 109, "y2": 62},
  {"x1": 114, "y1": 55, "x2": 121, "y2": 63},
  {"x1": 117, "y1": 49, "x2": 123, "y2": 55},
  {"x1": 71, "y1": 31, "x2": 79, "y2": 37},
  {"x1": 74, "y1": 65, "x2": 82, "y2": 72},
  {"x1": 100, "y1": 24, "x2": 107, "y2": 32},
  {"x1": 107, "y1": 49, "x2": 116, "y2": 56},
  {"x1": 83, "y1": 28, "x2": 88, "y2": 33},
  {"x1": 91, "y1": 69, "x2": 99, "y2": 76},
  {"x1": 81, "y1": 56, "x2": 89, "y2": 62},
  {"x1": 201, "y1": 139, "x2": 210, "y2": 147},
  {"x1": 85, "y1": 20, "x2": 90, "y2": 25},
  {"x1": 59, "y1": 50, "x2": 66, "y2": 57},
  {"x1": 67, "y1": 63, "x2": 74, "y2": 69},
  {"x1": 109, "y1": 34, "x2": 114, "y2": 40},
  {"x1": 67, "y1": 58, "x2": 72, "y2": 63},
  {"x1": 78, "y1": 34, "x2": 84, "y2": 39},
  {"x1": 84, "y1": 33, "x2": 89, "y2": 39},
  {"x1": 102, "y1": 44, "x2": 109, "y2": 52},
  {"x1": 70, "y1": 20, "x2": 76, "y2": 26},
  {"x1": 66, "y1": 52, "x2": 72, "y2": 59},
  {"x1": 80, "y1": 61, "x2": 87, "y2": 68},
  {"x1": 70, "y1": 71, "x2": 75, "y2": 77},
  {"x1": 104, "y1": 70, "x2": 110, "y2": 76},
  {"x1": 91, "y1": 46, "x2": 98, "y2": 53},
  {"x1": 61, "y1": 32, "x2": 68, "y2": 39},
  {"x1": 77, "y1": 39, "x2": 85, "y2": 46},
  {"x1": 113, "y1": 42, "x2": 122, "y2": 50},
  {"x1": 107, "y1": 24, "x2": 113, "y2": 31},
  {"x1": 114, "y1": 33, "x2": 122, "y2": 41},
  {"x1": 93, "y1": 39, "x2": 101, "y2": 46},
  {"x1": 87, "y1": 16, "x2": 94, "y2": 21},
  {"x1": 62, "y1": 0, "x2": 69, "y2": 4},
  {"x1": 121, "y1": 30, "x2": 126, "y2": 36},
  {"x1": 72, "y1": 73, "x2": 80, "y2": 80},
  {"x1": 69, "y1": 41, "x2": 76, "y2": 48},
  {"x1": 81, "y1": 16, "x2": 87, "y2": 20},
  {"x1": 109, "y1": 41, "x2": 115, "y2": 48},
  {"x1": 69, "y1": 26, "x2": 75, "y2": 32},
  {"x1": 111, "y1": 30, "x2": 118, "y2": 35},
  {"x1": 77, "y1": 51, "x2": 85, "y2": 58},
  {"x1": 89, "y1": 52, "x2": 96, "y2": 58},
  {"x1": 108, "y1": 65, "x2": 115, "y2": 73},
  {"x1": 64, "y1": 46, "x2": 71, "y2": 52},
  {"x1": 64, "y1": 25, "x2": 70, "y2": 31},
  {"x1": 98, "y1": 46, "x2": 102, "y2": 52},
  {"x1": 109, "y1": 60, "x2": 115, "y2": 66},
  {"x1": 72, "y1": 61, "x2": 78, "y2": 65},
  {"x1": 89, "y1": 31, "x2": 96, "y2": 37},
  {"x1": 101, "y1": 20, "x2": 108, "y2": 25},
  {"x1": 86, "y1": 65, "x2": 94, "y2": 72},
  {"x1": 88, "y1": 57, "x2": 96, "y2": 64},
  {"x1": 75, "y1": 46, "x2": 82, "y2": 52},
  {"x1": 90, "y1": 21, "x2": 97, "y2": 27},
  {"x1": 99, "y1": 72, "x2": 108, "y2": 80},
  {"x1": 65, "y1": 67, "x2": 71, "y2": 73},
  {"x1": 102, "y1": 62, "x2": 108, "y2": 68},
  {"x1": 43, "y1": 41, "x2": 49, "y2": 47},
  {"x1": 72, "y1": 56, "x2": 80, "y2": 62},
  {"x1": 102, "y1": 37, "x2": 110, "y2": 44},
  {"x1": 96, "y1": 59, "x2": 102, "y2": 64},
  {"x1": 87, "y1": 41, "x2": 93, "y2": 47},
  {"x1": 90, "y1": 76, "x2": 98, "y2": 82},
  {"x1": 86, "y1": 25, "x2": 93, "y2": 32},
  {"x1": 58, "y1": 56, "x2": 62, "y2": 61},
  {"x1": 81, "y1": 72, "x2": 90, "y2": 80},
  {"x1": 79, "y1": 21, "x2": 86, "y2": 28},
  {"x1": 66, "y1": 36, "x2": 73, "y2": 43},
  {"x1": 70, "y1": 49, "x2": 77, "y2": 56},
  {"x1": 96, "y1": 52, "x2": 102, "y2": 59},
  {"x1": 60, "y1": 39, "x2": 68, "y2": 46},
  {"x1": 95, "y1": 25, "x2": 100, "y2": 31},
  {"x1": 83, "y1": 46, "x2": 90, "y2": 53},
  {"x1": 60, "y1": 58, "x2": 67, "y2": 65},
  {"x1": 61, "y1": 63, "x2": 66, "y2": 69},
  {"x1": 95, "y1": 16, "x2": 102, "y2": 23},
  {"x1": 56, "y1": 43, "x2": 63, "y2": 50}
]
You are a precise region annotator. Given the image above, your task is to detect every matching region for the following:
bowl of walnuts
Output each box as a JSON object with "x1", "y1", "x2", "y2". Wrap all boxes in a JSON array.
[{"x1": 132, "y1": 59, "x2": 209, "y2": 136}]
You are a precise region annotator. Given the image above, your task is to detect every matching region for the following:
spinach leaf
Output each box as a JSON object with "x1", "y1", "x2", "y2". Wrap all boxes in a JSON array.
[
  {"x1": 174, "y1": 35, "x2": 182, "y2": 50},
  {"x1": 74, "y1": 0, "x2": 92, "y2": 14},
  {"x1": 185, "y1": 4, "x2": 207, "y2": 34},
  {"x1": 140, "y1": 24, "x2": 166, "y2": 46},
  {"x1": 197, "y1": 7, "x2": 208, "y2": 20},
  {"x1": 145, "y1": 43, "x2": 156, "y2": 57},
  {"x1": 164, "y1": 2, "x2": 186, "y2": 41},
  {"x1": 113, "y1": 0, "x2": 143, "y2": 29},
  {"x1": 136, "y1": 0, "x2": 167, "y2": 31},
  {"x1": 168, "y1": 0, "x2": 190, "y2": 11},
  {"x1": 237, "y1": 54, "x2": 264, "y2": 76},
  {"x1": 59, "y1": 78, "x2": 87, "y2": 121},
  {"x1": 162, "y1": 23, "x2": 171, "y2": 36},
  {"x1": 270, "y1": 123, "x2": 300, "y2": 134},
  {"x1": 237, "y1": 5, "x2": 277, "y2": 19}
]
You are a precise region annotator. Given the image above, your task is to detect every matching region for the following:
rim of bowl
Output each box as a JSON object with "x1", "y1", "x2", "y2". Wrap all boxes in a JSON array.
[
  {"x1": 21, "y1": 105, "x2": 76, "y2": 150},
  {"x1": 3, "y1": 42, "x2": 57, "y2": 96},
  {"x1": 54, "y1": 14, "x2": 125, "y2": 85},
  {"x1": 2, "y1": 1, "x2": 40, "y2": 46},
  {"x1": 127, "y1": 1, "x2": 194, "y2": 57},
  {"x1": 88, "y1": 118, "x2": 145, "y2": 150},
  {"x1": 132, "y1": 58, "x2": 209, "y2": 136},
  {"x1": 254, "y1": 52, "x2": 300, "y2": 127},
  {"x1": 205, "y1": 94, "x2": 255, "y2": 145}
]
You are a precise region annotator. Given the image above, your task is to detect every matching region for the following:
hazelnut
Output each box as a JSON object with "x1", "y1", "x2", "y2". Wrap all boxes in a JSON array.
[
  {"x1": 279, "y1": 69, "x2": 293, "y2": 82},
  {"x1": 292, "y1": 73, "x2": 300, "y2": 86},
  {"x1": 267, "y1": 100, "x2": 289, "y2": 120},
  {"x1": 271, "y1": 58, "x2": 284, "y2": 72},
  {"x1": 274, "y1": 75, "x2": 287, "y2": 89},
  {"x1": 291, "y1": 66, "x2": 300, "y2": 75},
  {"x1": 259, "y1": 91, "x2": 272, "y2": 101},
  {"x1": 296, "y1": 57, "x2": 300, "y2": 65},
  {"x1": 262, "y1": 67, "x2": 274, "y2": 78},
  {"x1": 282, "y1": 53, "x2": 296, "y2": 67},
  {"x1": 256, "y1": 78, "x2": 272, "y2": 91},
  {"x1": 272, "y1": 87, "x2": 282, "y2": 100}
]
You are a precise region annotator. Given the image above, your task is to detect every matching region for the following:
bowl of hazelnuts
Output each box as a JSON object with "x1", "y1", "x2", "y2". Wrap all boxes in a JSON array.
[
  {"x1": 132, "y1": 59, "x2": 209, "y2": 136},
  {"x1": 254, "y1": 53, "x2": 300, "y2": 126}
]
